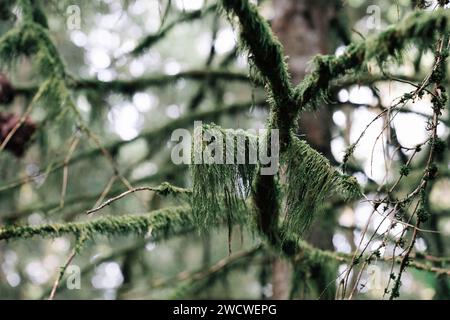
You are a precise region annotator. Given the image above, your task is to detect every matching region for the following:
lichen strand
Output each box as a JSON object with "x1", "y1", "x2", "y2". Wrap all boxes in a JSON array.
[
  {"x1": 190, "y1": 124, "x2": 258, "y2": 228},
  {"x1": 282, "y1": 136, "x2": 361, "y2": 238},
  {"x1": 0, "y1": 206, "x2": 192, "y2": 241}
]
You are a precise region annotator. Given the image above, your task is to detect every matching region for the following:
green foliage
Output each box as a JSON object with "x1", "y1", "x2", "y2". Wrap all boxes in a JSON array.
[
  {"x1": 295, "y1": 9, "x2": 450, "y2": 110},
  {"x1": 0, "y1": 22, "x2": 65, "y2": 77},
  {"x1": 0, "y1": 0, "x2": 74, "y2": 124},
  {"x1": 191, "y1": 123, "x2": 258, "y2": 228},
  {"x1": 219, "y1": 0, "x2": 362, "y2": 245},
  {"x1": 400, "y1": 165, "x2": 411, "y2": 177},
  {"x1": 281, "y1": 136, "x2": 361, "y2": 237},
  {"x1": 290, "y1": 239, "x2": 340, "y2": 299}
]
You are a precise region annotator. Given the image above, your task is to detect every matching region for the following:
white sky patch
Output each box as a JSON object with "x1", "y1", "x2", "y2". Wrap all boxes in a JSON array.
[
  {"x1": 43, "y1": 254, "x2": 60, "y2": 271},
  {"x1": 371, "y1": 213, "x2": 393, "y2": 235},
  {"x1": 349, "y1": 107, "x2": 386, "y2": 182},
  {"x1": 166, "y1": 104, "x2": 182, "y2": 118},
  {"x1": 377, "y1": 82, "x2": 415, "y2": 107},
  {"x1": 3, "y1": 250, "x2": 18, "y2": 265},
  {"x1": 145, "y1": 241, "x2": 156, "y2": 251},
  {"x1": 354, "y1": 201, "x2": 373, "y2": 229},
  {"x1": 333, "y1": 233, "x2": 352, "y2": 254},
  {"x1": 28, "y1": 213, "x2": 44, "y2": 226},
  {"x1": 129, "y1": 0, "x2": 147, "y2": 15},
  {"x1": 6, "y1": 273, "x2": 21, "y2": 287},
  {"x1": 108, "y1": 103, "x2": 143, "y2": 141},
  {"x1": 70, "y1": 30, "x2": 87, "y2": 47},
  {"x1": 51, "y1": 238, "x2": 71, "y2": 253},
  {"x1": 88, "y1": 29, "x2": 121, "y2": 51},
  {"x1": 353, "y1": 172, "x2": 368, "y2": 186},
  {"x1": 215, "y1": 28, "x2": 236, "y2": 54},
  {"x1": 116, "y1": 39, "x2": 137, "y2": 57},
  {"x1": 175, "y1": 0, "x2": 204, "y2": 11},
  {"x1": 335, "y1": 45, "x2": 346, "y2": 56},
  {"x1": 164, "y1": 60, "x2": 181, "y2": 75},
  {"x1": 131, "y1": 161, "x2": 158, "y2": 180},
  {"x1": 133, "y1": 92, "x2": 157, "y2": 112},
  {"x1": 97, "y1": 69, "x2": 117, "y2": 82},
  {"x1": 338, "y1": 89, "x2": 349, "y2": 103},
  {"x1": 392, "y1": 113, "x2": 428, "y2": 147},
  {"x1": 407, "y1": 98, "x2": 433, "y2": 116},
  {"x1": 196, "y1": 32, "x2": 212, "y2": 58},
  {"x1": 25, "y1": 260, "x2": 50, "y2": 285},
  {"x1": 442, "y1": 220, "x2": 450, "y2": 236},
  {"x1": 76, "y1": 95, "x2": 91, "y2": 113},
  {"x1": 338, "y1": 207, "x2": 355, "y2": 228},
  {"x1": 414, "y1": 238, "x2": 427, "y2": 252},
  {"x1": 348, "y1": 86, "x2": 377, "y2": 105},
  {"x1": 97, "y1": 11, "x2": 124, "y2": 30},
  {"x1": 333, "y1": 110, "x2": 347, "y2": 127},
  {"x1": 331, "y1": 136, "x2": 346, "y2": 162},
  {"x1": 87, "y1": 48, "x2": 111, "y2": 69},
  {"x1": 140, "y1": 51, "x2": 161, "y2": 70},
  {"x1": 2, "y1": 250, "x2": 20, "y2": 287},
  {"x1": 389, "y1": 223, "x2": 405, "y2": 239},
  {"x1": 129, "y1": 59, "x2": 145, "y2": 77},
  {"x1": 91, "y1": 262, "x2": 124, "y2": 289},
  {"x1": 145, "y1": 17, "x2": 160, "y2": 33},
  {"x1": 128, "y1": 24, "x2": 144, "y2": 39}
]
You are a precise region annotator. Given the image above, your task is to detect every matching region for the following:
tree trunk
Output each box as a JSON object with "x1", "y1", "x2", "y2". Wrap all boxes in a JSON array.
[{"x1": 270, "y1": 0, "x2": 340, "y2": 299}]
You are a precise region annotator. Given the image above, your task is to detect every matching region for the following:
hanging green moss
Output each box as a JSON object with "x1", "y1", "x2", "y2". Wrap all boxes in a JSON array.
[
  {"x1": 190, "y1": 123, "x2": 259, "y2": 228},
  {"x1": 219, "y1": 0, "x2": 364, "y2": 245},
  {"x1": 281, "y1": 136, "x2": 361, "y2": 238}
]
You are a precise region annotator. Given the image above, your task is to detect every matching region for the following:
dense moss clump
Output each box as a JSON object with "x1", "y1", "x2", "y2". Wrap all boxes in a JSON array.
[{"x1": 281, "y1": 136, "x2": 361, "y2": 237}]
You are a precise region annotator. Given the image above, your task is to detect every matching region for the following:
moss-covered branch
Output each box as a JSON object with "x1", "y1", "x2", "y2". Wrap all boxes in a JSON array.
[
  {"x1": 221, "y1": 3, "x2": 450, "y2": 130},
  {"x1": 218, "y1": 0, "x2": 361, "y2": 247},
  {"x1": 295, "y1": 9, "x2": 450, "y2": 110},
  {"x1": 294, "y1": 240, "x2": 450, "y2": 277},
  {"x1": 0, "y1": 206, "x2": 192, "y2": 241}
]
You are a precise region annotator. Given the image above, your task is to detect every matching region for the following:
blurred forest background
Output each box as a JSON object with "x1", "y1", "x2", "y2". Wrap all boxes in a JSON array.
[{"x1": 0, "y1": 0, "x2": 449, "y2": 300}]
